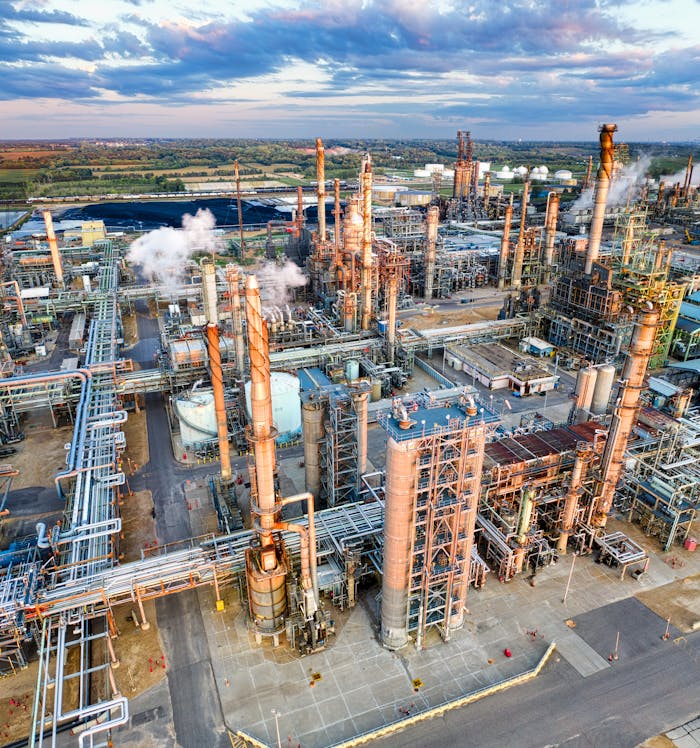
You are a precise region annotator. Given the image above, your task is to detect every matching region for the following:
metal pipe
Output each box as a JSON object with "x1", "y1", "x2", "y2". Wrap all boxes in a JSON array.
[
  {"x1": 512, "y1": 180, "x2": 529, "y2": 289},
  {"x1": 316, "y1": 138, "x2": 326, "y2": 240},
  {"x1": 424, "y1": 205, "x2": 438, "y2": 299},
  {"x1": 1, "y1": 281, "x2": 28, "y2": 328},
  {"x1": 595, "y1": 306, "x2": 658, "y2": 527},
  {"x1": 543, "y1": 192, "x2": 560, "y2": 283},
  {"x1": 497, "y1": 203, "x2": 513, "y2": 290},
  {"x1": 360, "y1": 156, "x2": 373, "y2": 330},
  {"x1": 585, "y1": 124, "x2": 617, "y2": 275},
  {"x1": 275, "y1": 491, "x2": 318, "y2": 607},
  {"x1": 42, "y1": 209, "x2": 65, "y2": 287}
]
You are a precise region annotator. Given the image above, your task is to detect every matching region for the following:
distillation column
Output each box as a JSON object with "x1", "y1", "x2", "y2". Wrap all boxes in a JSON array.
[
  {"x1": 360, "y1": 156, "x2": 373, "y2": 330},
  {"x1": 497, "y1": 201, "x2": 513, "y2": 291},
  {"x1": 557, "y1": 446, "x2": 591, "y2": 553},
  {"x1": 594, "y1": 306, "x2": 658, "y2": 528},
  {"x1": 585, "y1": 124, "x2": 617, "y2": 275},
  {"x1": 316, "y1": 138, "x2": 326, "y2": 240},
  {"x1": 302, "y1": 397, "x2": 324, "y2": 499},
  {"x1": 226, "y1": 264, "x2": 246, "y2": 381},
  {"x1": 42, "y1": 210, "x2": 64, "y2": 288},
  {"x1": 202, "y1": 258, "x2": 231, "y2": 482},
  {"x1": 381, "y1": 435, "x2": 418, "y2": 650},
  {"x1": 424, "y1": 205, "x2": 438, "y2": 300},
  {"x1": 543, "y1": 192, "x2": 560, "y2": 283}
]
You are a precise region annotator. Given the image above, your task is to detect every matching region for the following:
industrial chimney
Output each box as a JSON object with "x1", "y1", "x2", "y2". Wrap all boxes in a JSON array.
[
  {"x1": 316, "y1": 138, "x2": 326, "y2": 240},
  {"x1": 201, "y1": 259, "x2": 231, "y2": 483},
  {"x1": 42, "y1": 210, "x2": 64, "y2": 288},
  {"x1": 497, "y1": 201, "x2": 513, "y2": 291},
  {"x1": 585, "y1": 124, "x2": 617, "y2": 275},
  {"x1": 543, "y1": 192, "x2": 560, "y2": 283},
  {"x1": 360, "y1": 155, "x2": 373, "y2": 330},
  {"x1": 512, "y1": 180, "x2": 530, "y2": 290}
]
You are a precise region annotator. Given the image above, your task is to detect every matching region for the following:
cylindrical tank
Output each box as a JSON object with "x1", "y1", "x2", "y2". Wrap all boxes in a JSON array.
[
  {"x1": 346, "y1": 359, "x2": 360, "y2": 381},
  {"x1": 174, "y1": 391, "x2": 217, "y2": 446},
  {"x1": 302, "y1": 400, "x2": 324, "y2": 498},
  {"x1": 381, "y1": 437, "x2": 418, "y2": 650},
  {"x1": 591, "y1": 364, "x2": 616, "y2": 415},
  {"x1": 575, "y1": 366, "x2": 597, "y2": 421},
  {"x1": 245, "y1": 372, "x2": 302, "y2": 443},
  {"x1": 370, "y1": 379, "x2": 383, "y2": 402}
]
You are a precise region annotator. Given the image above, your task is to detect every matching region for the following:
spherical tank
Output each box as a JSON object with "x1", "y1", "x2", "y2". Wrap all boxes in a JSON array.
[
  {"x1": 245, "y1": 372, "x2": 301, "y2": 442},
  {"x1": 174, "y1": 391, "x2": 217, "y2": 446},
  {"x1": 345, "y1": 359, "x2": 360, "y2": 381},
  {"x1": 591, "y1": 364, "x2": 616, "y2": 415}
]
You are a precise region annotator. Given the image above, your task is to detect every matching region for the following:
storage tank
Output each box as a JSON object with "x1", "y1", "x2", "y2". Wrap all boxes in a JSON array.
[
  {"x1": 245, "y1": 371, "x2": 302, "y2": 444},
  {"x1": 174, "y1": 390, "x2": 217, "y2": 446},
  {"x1": 574, "y1": 366, "x2": 597, "y2": 417},
  {"x1": 345, "y1": 359, "x2": 360, "y2": 381},
  {"x1": 370, "y1": 379, "x2": 383, "y2": 402},
  {"x1": 591, "y1": 364, "x2": 616, "y2": 415}
]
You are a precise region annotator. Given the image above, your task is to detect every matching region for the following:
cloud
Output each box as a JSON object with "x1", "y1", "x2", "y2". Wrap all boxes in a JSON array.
[{"x1": 1, "y1": 0, "x2": 699, "y2": 138}]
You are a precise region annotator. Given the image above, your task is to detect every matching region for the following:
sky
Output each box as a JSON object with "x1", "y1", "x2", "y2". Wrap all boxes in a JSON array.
[{"x1": 1, "y1": 0, "x2": 700, "y2": 141}]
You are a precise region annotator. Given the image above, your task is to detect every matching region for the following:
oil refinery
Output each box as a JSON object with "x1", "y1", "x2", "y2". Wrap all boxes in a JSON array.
[{"x1": 0, "y1": 128, "x2": 699, "y2": 748}]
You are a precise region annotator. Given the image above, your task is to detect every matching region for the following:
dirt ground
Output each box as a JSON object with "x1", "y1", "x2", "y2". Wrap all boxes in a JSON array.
[
  {"x1": 120, "y1": 489, "x2": 158, "y2": 561},
  {"x1": 636, "y1": 736, "x2": 676, "y2": 747},
  {"x1": 111, "y1": 599, "x2": 167, "y2": 698},
  {"x1": 121, "y1": 410, "x2": 149, "y2": 474},
  {"x1": 636, "y1": 574, "x2": 700, "y2": 633},
  {"x1": 122, "y1": 312, "x2": 139, "y2": 347},
  {"x1": 0, "y1": 661, "x2": 38, "y2": 744},
  {"x1": 3, "y1": 410, "x2": 73, "y2": 491},
  {"x1": 401, "y1": 304, "x2": 501, "y2": 331}
]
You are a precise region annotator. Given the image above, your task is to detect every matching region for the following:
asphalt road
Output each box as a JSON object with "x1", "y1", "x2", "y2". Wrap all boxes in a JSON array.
[
  {"x1": 376, "y1": 605, "x2": 700, "y2": 748},
  {"x1": 131, "y1": 301, "x2": 229, "y2": 748}
]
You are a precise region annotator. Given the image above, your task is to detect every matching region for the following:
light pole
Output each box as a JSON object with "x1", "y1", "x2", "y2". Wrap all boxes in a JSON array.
[{"x1": 271, "y1": 708, "x2": 282, "y2": 748}]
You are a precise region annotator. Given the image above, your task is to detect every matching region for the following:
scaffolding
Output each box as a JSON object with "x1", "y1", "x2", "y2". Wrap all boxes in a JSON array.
[{"x1": 320, "y1": 390, "x2": 360, "y2": 507}]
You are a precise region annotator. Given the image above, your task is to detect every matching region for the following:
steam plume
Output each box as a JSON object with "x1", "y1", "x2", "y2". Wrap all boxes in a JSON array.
[
  {"x1": 257, "y1": 259, "x2": 307, "y2": 305},
  {"x1": 572, "y1": 155, "x2": 652, "y2": 211},
  {"x1": 127, "y1": 208, "x2": 221, "y2": 287}
]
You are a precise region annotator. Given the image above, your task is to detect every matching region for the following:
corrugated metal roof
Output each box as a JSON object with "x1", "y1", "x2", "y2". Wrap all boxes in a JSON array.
[
  {"x1": 675, "y1": 317, "x2": 700, "y2": 334},
  {"x1": 669, "y1": 358, "x2": 700, "y2": 373},
  {"x1": 679, "y1": 301, "x2": 700, "y2": 322},
  {"x1": 648, "y1": 377, "x2": 679, "y2": 397}
]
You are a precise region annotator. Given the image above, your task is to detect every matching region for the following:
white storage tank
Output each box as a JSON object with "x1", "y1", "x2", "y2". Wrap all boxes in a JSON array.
[
  {"x1": 346, "y1": 359, "x2": 360, "y2": 381},
  {"x1": 591, "y1": 364, "x2": 616, "y2": 415},
  {"x1": 575, "y1": 366, "x2": 598, "y2": 414},
  {"x1": 174, "y1": 390, "x2": 217, "y2": 446},
  {"x1": 245, "y1": 371, "x2": 302, "y2": 445}
]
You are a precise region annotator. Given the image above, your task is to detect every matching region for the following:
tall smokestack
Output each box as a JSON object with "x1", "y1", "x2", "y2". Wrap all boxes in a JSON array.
[
  {"x1": 202, "y1": 259, "x2": 231, "y2": 483},
  {"x1": 583, "y1": 155, "x2": 593, "y2": 190},
  {"x1": 226, "y1": 265, "x2": 246, "y2": 380},
  {"x1": 424, "y1": 206, "x2": 439, "y2": 299},
  {"x1": 360, "y1": 155, "x2": 373, "y2": 330},
  {"x1": 296, "y1": 186, "x2": 304, "y2": 237},
  {"x1": 543, "y1": 192, "x2": 560, "y2": 283},
  {"x1": 585, "y1": 124, "x2": 617, "y2": 275},
  {"x1": 42, "y1": 210, "x2": 64, "y2": 288},
  {"x1": 595, "y1": 306, "x2": 658, "y2": 528},
  {"x1": 483, "y1": 171, "x2": 491, "y2": 212},
  {"x1": 333, "y1": 178, "x2": 342, "y2": 250},
  {"x1": 386, "y1": 272, "x2": 398, "y2": 364},
  {"x1": 234, "y1": 161, "x2": 246, "y2": 263},
  {"x1": 512, "y1": 181, "x2": 529, "y2": 290},
  {"x1": 683, "y1": 154, "x2": 693, "y2": 198},
  {"x1": 498, "y1": 203, "x2": 513, "y2": 291},
  {"x1": 316, "y1": 138, "x2": 326, "y2": 240}
]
